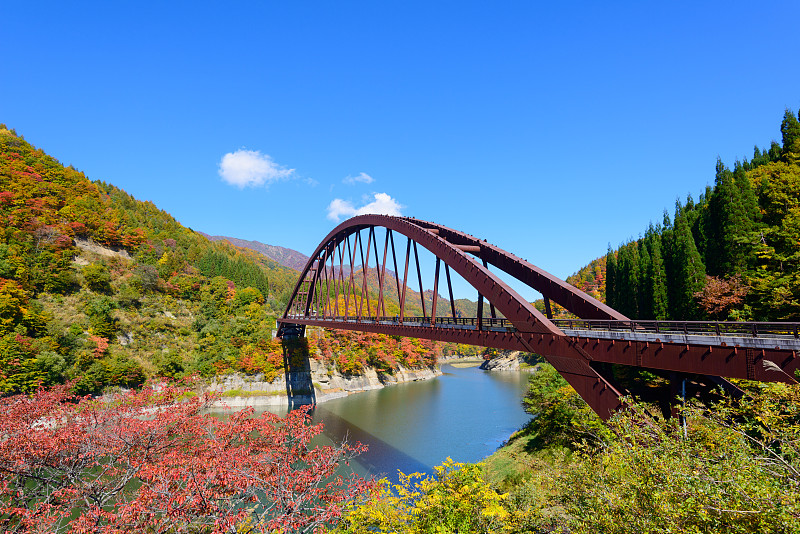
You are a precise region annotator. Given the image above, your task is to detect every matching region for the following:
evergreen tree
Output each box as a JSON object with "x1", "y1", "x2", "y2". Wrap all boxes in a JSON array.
[
  {"x1": 605, "y1": 246, "x2": 617, "y2": 311},
  {"x1": 780, "y1": 108, "x2": 800, "y2": 162},
  {"x1": 684, "y1": 193, "x2": 706, "y2": 261},
  {"x1": 768, "y1": 140, "x2": 782, "y2": 161},
  {"x1": 661, "y1": 210, "x2": 676, "y2": 319},
  {"x1": 705, "y1": 159, "x2": 753, "y2": 277},
  {"x1": 648, "y1": 231, "x2": 669, "y2": 320},
  {"x1": 616, "y1": 242, "x2": 640, "y2": 318},
  {"x1": 637, "y1": 239, "x2": 652, "y2": 319},
  {"x1": 672, "y1": 214, "x2": 706, "y2": 319}
]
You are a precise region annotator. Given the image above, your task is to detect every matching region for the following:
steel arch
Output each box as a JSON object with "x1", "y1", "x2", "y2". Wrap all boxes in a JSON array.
[{"x1": 279, "y1": 215, "x2": 626, "y2": 418}]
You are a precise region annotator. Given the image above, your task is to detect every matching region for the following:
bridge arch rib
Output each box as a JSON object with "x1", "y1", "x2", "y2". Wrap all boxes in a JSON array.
[
  {"x1": 279, "y1": 215, "x2": 627, "y2": 418},
  {"x1": 279, "y1": 215, "x2": 800, "y2": 419}
]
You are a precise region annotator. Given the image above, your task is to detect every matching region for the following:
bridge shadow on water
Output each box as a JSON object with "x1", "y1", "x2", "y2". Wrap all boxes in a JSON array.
[
  {"x1": 281, "y1": 338, "x2": 316, "y2": 409},
  {"x1": 307, "y1": 404, "x2": 431, "y2": 481},
  {"x1": 280, "y1": 337, "x2": 429, "y2": 480}
]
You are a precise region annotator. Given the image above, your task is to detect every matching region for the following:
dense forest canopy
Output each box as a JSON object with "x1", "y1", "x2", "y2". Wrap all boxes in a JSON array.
[{"x1": 566, "y1": 109, "x2": 800, "y2": 322}]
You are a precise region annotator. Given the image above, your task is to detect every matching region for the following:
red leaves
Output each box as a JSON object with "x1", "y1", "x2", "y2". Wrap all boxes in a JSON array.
[
  {"x1": 0, "y1": 384, "x2": 372, "y2": 533},
  {"x1": 314, "y1": 328, "x2": 440, "y2": 373},
  {"x1": 88, "y1": 335, "x2": 109, "y2": 358},
  {"x1": 694, "y1": 274, "x2": 749, "y2": 318}
]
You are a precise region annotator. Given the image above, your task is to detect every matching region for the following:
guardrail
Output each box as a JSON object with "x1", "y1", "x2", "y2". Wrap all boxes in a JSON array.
[
  {"x1": 283, "y1": 314, "x2": 515, "y2": 330},
  {"x1": 552, "y1": 319, "x2": 800, "y2": 339},
  {"x1": 282, "y1": 314, "x2": 800, "y2": 339}
]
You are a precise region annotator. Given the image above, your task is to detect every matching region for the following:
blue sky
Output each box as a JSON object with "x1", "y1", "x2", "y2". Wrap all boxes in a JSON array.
[{"x1": 3, "y1": 1, "x2": 799, "y2": 299}]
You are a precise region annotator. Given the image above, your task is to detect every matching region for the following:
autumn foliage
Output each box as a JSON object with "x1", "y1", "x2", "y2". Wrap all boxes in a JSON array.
[
  {"x1": 0, "y1": 384, "x2": 372, "y2": 533},
  {"x1": 694, "y1": 274, "x2": 748, "y2": 318},
  {"x1": 312, "y1": 329, "x2": 440, "y2": 375}
]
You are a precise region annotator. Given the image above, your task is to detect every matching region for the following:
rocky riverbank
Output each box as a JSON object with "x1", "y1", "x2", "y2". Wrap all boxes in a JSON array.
[
  {"x1": 207, "y1": 358, "x2": 442, "y2": 408},
  {"x1": 479, "y1": 351, "x2": 538, "y2": 372},
  {"x1": 206, "y1": 350, "x2": 538, "y2": 408}
]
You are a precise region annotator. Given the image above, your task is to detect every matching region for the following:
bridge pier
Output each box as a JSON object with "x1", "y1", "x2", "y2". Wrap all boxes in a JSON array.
[{"x1": 277, "y1": 322, "x2": 306, "y2": 340}]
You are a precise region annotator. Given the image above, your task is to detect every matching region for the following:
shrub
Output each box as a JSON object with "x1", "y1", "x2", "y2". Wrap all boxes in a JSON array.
[{"x1": 82, "y1": 263, "x2": 112, "y2": 293}]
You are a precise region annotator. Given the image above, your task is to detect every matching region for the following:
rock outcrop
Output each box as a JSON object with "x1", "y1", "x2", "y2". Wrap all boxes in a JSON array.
[
  {"x1": 208, "y1": 358, "x2": 442, "y2": 407},
  {"x1": 479, "y1": 351, "x2": 535, "y2": 371}
]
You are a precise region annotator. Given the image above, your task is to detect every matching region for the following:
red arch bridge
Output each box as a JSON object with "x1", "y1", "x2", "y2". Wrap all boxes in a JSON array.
[{"x1": 277, "y1": 215, "x2": 800, "y2": 419}]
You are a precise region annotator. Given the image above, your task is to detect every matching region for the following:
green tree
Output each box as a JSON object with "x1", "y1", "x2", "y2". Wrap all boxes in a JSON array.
[
  {"x1": 637, "y1": 238, "x2": 652, "y2": 319},
  {"x1": 615, "y1": 242, "x2": 640, "y2": 318},
  {"x1": 781, "y1": 108, "x2": 800, "y2": 162},
  {"x1": 671, "y1": 213, "x2": 706, "y2": 319},
  {"x1": 84, "y1": 295, "x2": 118, "y2": 338},
  {"x1": 647, "y1": 230, "x2": 669, "y2": 320},
  {"x1": 605, "y1": 246, "x2": 617, "y2": 310},
  {"x1": 82, "y1": 263, "x2": 112, "y2": 294},
  {"x1": 522, "y1": 364, "x2": 607, "y2": 448}
]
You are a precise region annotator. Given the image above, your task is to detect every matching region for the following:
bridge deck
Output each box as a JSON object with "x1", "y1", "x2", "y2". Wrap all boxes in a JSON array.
[{"x1": 282, "y1": 314, "x2": 800, "y2": 351}]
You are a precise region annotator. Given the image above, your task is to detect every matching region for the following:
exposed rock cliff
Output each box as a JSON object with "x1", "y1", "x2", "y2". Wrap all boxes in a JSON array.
[
  {"x1": 208, "y1": 358, "x2": 442, "y2": 407},
  {"x1": 479, "y1": 351, "x2": 537, "y2": 372}
]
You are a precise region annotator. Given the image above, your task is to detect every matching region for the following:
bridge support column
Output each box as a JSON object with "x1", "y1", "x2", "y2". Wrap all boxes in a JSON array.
[
  {"x1": 277, "y1": 322, "x2": 306, "y2": 339},
  {"x1": 544, "y1": 356, "x2": 625, "y2": 419}
]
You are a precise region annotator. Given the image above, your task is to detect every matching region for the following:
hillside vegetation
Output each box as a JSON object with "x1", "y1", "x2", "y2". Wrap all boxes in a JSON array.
[
  {"x1": 0, "y1": 125, "x2": 308, "y2": 393},
  {"x1": 561, "y1": 110, "x2": 800, "y2": 322},
  {"x1": 0, "y1": 127, "x2": 483, "y2": 396}
]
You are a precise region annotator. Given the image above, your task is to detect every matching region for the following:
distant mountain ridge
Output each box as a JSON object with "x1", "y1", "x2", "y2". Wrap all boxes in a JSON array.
[{"x1": 198, "y1": 233, "x2": 309, "y2": 271}]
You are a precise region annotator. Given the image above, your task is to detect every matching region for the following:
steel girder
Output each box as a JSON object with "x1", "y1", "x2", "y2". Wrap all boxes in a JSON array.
[{"x1": 402, "y1": 217, "x2": 628, "y2": 321}]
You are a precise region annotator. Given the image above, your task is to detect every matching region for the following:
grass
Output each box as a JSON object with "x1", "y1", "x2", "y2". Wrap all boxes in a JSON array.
[
  {"x1": 482, "y1": 423, "x2": 572, "y2": 492},
  {"x1": 450, "y1": 361, "x2": 483, "y2": 368}
]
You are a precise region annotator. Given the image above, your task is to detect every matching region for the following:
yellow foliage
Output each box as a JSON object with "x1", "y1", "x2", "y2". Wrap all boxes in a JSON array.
[{"x1": 332, "y1": 458, "x2": 512, "y2": 533}]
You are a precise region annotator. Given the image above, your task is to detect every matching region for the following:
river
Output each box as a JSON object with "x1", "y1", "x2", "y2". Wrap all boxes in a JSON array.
[{"x1": 251, "y1": 363, "x2": 532, "y2": 481}]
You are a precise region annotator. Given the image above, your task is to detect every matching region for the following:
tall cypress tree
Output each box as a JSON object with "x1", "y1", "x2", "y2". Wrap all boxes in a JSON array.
[
  {"x1": 648, "y1": 231, "x2": 669, "y2": 320},
  {"x1": 732, "y1": 162, "x2": 760, "y2": 271},
  {"x1": 768, "y1": 140, "x2": 782, "y2": 161},
  {"x1": 638, "y1": 239, "x2": 652, "y2": 319},
  {"x1": 672, "y1": 214, "x2": 706, "y2": 319},
  {"x1": 605, "y1": 245, "x2": 617, "y2": 310},
  {"x1": 616, "y1": 242, "x2": 640, "y2": 319},
  {"x1": 705, "y1": 159, "x2": 741, "y2": 276},
  {"x1": 661, "y1": 210, "x2": 676, "y2": 319},
  {"x1": 781, "y1": 108, "x2": 800, "y2": 162}
]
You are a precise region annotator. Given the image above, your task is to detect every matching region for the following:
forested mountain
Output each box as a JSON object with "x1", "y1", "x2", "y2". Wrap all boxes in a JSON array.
[
  {"x1": 0, "y1": 125, "x2": 303, "y2": 394},
  {"x1": 199, "y1": 233, "x2": 311, "y2": 271},
  {"x1": 597, "y1": 109, "x2": 800, "y2": 321}
]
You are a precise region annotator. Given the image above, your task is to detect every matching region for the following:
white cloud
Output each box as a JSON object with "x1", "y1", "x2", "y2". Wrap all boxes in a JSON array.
[
  {"x1": 326, "y1": 192, "x2": 404, "y2": 222},
  {"x1": 218, "y1": 149, "x2": 294, "y2": 188},
  {"x1": 343, "y1": 172, "x2": 374, "y2": 185}
]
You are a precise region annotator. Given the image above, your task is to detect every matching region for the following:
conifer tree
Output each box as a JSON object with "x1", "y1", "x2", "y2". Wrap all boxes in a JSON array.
[
  {"x1": 780, "y1": 108, "x2": 800, "y2": 162},
  {"x1": 605, "y1": 246, "x2": 617, "y2": 310},
  {"x1": 768, "y1": 140, "x2": 782, "y2": 161},
  {"x1": 672, "y1": 214, "x2": 706, "y2": 319},
  {"x1": 637, "y1": 239, "x2": 652, "y2": 319},
  {"x1": 705, "y1": 156, "x2": 761, "y2": 279},
  {"x1": 616, "y1": 242, "x2": 640, "y2": 318},
  {"x1": 648, "y1": 232, "x2": 669, "y2": 320}
]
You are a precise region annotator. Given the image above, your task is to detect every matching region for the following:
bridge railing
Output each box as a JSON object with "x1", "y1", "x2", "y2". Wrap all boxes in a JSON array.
[
  {"x1": 552, "y1": 319, "x2": 800, "y2": 339},
  {"x1": 283, "y1": 314, "x2": 516, "y2": 331},
  {"x1": 284, "y1": 313, "x2": 799, "y2": 339}
]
